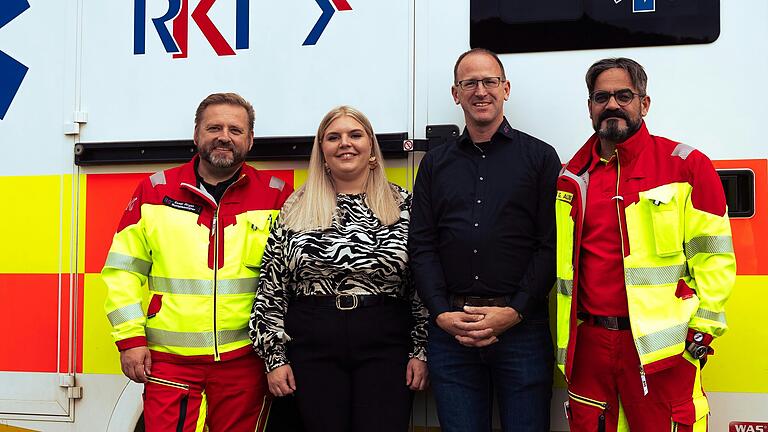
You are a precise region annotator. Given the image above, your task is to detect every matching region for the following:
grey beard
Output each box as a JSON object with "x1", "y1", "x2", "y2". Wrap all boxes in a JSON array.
[
  {"x1": 597, "y1": 118, "x2": 641, "y2": 143},
  {"x1": 200, "y1": 146, "x2": 243, "y2": 168}
]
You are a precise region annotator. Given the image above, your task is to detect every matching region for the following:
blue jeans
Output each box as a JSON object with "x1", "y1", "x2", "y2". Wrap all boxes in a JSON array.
[{"x1": 427, "y1": 318, "x2": 554, "y2": 432}]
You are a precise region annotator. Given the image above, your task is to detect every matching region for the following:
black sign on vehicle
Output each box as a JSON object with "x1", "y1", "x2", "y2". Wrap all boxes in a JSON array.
[{"x1": 470, "y1": 0, "x2": 720, "y2": 54}]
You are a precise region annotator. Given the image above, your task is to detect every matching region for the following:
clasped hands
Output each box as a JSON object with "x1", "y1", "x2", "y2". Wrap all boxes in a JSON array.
[{"x1": 436, "y1": 306, "x2": 522, "y2": 347}]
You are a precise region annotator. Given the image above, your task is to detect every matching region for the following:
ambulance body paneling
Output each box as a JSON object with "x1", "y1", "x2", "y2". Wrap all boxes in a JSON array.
[{"x1": 0, "y1": 0, "x2": 765, "y2": 431}]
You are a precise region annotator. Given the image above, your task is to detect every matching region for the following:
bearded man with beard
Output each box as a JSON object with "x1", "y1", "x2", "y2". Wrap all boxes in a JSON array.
[
  {"x1": 102, "y1": 93, "x2": 293, "y2": 432},
  {"x1": 554, "y1": 58, "x2": 735, "y2": 431}
]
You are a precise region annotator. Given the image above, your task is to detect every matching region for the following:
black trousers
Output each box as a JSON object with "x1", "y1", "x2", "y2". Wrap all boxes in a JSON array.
[{"x1": 284, "y1": 298, "x2": 414, "y2": 432}]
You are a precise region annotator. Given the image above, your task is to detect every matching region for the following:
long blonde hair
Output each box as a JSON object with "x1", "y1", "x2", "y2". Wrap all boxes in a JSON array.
[{"x1": 282, "y1": 106, "x2": 401, "y2": 231}]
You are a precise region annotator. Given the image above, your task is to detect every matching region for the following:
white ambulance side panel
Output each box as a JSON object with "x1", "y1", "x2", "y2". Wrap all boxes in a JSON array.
[
  {"x1": 0, "y1": 0, "x2": 77, "y2": 176},
  {"x1": 0, "y1": 0, "x2": 79, "y2": 420},
  {"x1": 79, "y1": 0, "x2": 412, "y2": 142}
]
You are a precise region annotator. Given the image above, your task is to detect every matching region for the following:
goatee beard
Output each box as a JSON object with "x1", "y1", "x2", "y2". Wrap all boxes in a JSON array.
[{"x1": 597, "y1": 118, "x2": 642, "y2": 143}]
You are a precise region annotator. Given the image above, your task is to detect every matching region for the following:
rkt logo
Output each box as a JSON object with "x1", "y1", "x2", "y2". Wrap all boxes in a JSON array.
[{"x1": 134, "y1": 0, "x2": 352, "y2": 58}]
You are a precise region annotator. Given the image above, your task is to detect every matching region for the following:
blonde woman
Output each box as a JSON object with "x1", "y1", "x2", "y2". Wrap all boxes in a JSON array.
[{"x1": 249, "y1": 106, "x2": 428, "y2": 432}]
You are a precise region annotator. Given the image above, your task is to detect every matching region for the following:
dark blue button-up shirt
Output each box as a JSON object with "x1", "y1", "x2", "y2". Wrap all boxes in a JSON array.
[{"x1": 409, "y1": 118, "x2": 560, "y2": 320}]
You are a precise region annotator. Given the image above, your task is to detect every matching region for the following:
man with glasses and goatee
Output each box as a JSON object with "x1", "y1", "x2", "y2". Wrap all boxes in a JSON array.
[
  {"x1": 555, "y1": 57, "x2": 735, "y2": 431},
  {"x1": 409, "y1": 48, "x2": 560, "y2": 432}
]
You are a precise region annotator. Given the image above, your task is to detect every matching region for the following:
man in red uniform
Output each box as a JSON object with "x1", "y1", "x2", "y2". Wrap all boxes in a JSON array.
[
  {"x1": 555, "y1": 58, "x2": 736, "y2": 431},
  {"x1": 103, "y1": 93, "x2": 293, "y2": 431}
]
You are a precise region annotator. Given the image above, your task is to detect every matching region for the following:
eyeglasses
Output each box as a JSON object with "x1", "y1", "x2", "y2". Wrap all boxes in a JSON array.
[
  {"x1": 456, "y1": 77, "x2": 504, "y2": 91},
  {"x1": 589, "y1": 89, "x2": 644, "y2": 107}
]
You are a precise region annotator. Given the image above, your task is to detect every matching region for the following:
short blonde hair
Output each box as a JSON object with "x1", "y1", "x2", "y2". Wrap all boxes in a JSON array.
[{"x1": 282, "y1": 106, "x2": 401, "y2": 231}]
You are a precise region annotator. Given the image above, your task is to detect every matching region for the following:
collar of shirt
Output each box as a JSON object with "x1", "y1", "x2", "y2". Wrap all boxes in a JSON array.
[
  {"x1": 586, "y1": 137, "x2": 617, "y2": 173},
  {"x1": 457, "y1": 117, "x2": 516, "y2": 149},
  {"x1": 194, "y1": 158, "x2": 242, "y2": 203}
]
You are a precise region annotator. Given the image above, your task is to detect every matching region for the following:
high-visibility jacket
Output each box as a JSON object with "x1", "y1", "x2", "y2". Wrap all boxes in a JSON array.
[
  {"x1": 102, "y1": 157, "x2": 292, "y2": 362},
  {"x1": 555, "y1": 123, "x2": 735, "y2": 381}
]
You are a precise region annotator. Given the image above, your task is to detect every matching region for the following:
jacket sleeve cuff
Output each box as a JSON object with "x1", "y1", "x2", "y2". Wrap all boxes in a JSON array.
[
  {"x1": 686, "y1": 328, "x2": 714, "y2": 346},
  {"x1": 116, "y1": 336, "x2": 147, "y2": 351}
]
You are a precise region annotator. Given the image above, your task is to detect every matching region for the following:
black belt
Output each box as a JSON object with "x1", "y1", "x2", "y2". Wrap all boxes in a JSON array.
[
  {"x1": 577, "y1": 312, "x2": 631, "y2": 331},
  {"x1": 294, "y1": 294, "x2": 399, "y2": 310},
  {"x1": 451, "y1": 295, "x2": 509, "y2": 309}
]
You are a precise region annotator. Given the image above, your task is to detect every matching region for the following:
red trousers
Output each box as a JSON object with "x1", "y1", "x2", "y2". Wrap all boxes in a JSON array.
[
  {"x1": 567, "y1": 322, "x2": 709, "y2": 432},
  {"x1": 143, "y1": 352, "x2": 270, "y2": 432}
]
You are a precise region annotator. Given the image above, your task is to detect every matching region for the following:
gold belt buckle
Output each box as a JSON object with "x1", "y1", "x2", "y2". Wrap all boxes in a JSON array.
[{"x1": 335, "y1": 294, "x2": 359, "y2": 310}]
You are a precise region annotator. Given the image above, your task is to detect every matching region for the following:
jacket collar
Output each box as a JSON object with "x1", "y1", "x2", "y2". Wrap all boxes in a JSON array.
[
  {"x1": 565, "y1": 121, "x2": 651, "y2": 176},
  {"x1": 614, "y1": 121, "x2": 651, "y2": 166}
]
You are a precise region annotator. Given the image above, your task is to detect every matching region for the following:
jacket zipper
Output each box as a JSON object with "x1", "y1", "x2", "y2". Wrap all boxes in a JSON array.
[
  {"x1": 147, "y1": 376, "x2": 190, "y2": 391},
  {"x1": 212, "y1": 209, "x2": 220, "y2": 361},
  {"x1": 211, "y1": 174, "x2": 245, "y2": 361},
  {"x1": 613, "y1": 150, "x2": 649, "y2": 396},
  {"x1": 568, "y1": 390, "x2": 610, "y2": 432}
]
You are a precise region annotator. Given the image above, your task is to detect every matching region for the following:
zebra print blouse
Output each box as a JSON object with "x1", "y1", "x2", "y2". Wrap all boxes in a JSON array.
[{"x1": 249, "y1": 184, "x2": 428, "y2": 372}]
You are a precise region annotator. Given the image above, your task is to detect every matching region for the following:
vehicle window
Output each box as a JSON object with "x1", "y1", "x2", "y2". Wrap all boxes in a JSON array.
[{"x1": 470, "y1": 0, "x2": 719, "y2": 53}]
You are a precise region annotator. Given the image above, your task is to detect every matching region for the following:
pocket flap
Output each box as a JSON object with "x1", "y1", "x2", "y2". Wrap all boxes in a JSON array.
[
  {"x1": 644, "y1": 184, "x2": 676, "y2": 205},
  {"x1": 247, "y1": 211, "x2": 275, "y2": 231},
  {"x1": 671, "y1": 395, "x2": 709, "y2": 425}
]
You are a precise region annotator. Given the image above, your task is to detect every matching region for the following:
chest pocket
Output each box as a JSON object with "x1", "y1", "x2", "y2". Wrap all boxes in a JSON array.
[
  {"x1": 644, "y1": 184, "x2": 683, "y2": 257},
  {"x1": 243, "y1": 210, "x2": 278, "y2": 270}
]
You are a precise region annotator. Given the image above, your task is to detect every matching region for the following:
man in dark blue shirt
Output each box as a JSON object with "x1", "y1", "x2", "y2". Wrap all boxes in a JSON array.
[{"x1": 409, "y1": 48, "x2": 560, "y2": 432}]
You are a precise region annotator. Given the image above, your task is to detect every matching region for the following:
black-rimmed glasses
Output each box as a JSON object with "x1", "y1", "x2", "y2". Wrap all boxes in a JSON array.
[
  {"x1": 456, "y1": 77, "x2": 504, "y2": 91},
  {"x1": 589, "y1": 89, "x2": 644, "y2": 107}
]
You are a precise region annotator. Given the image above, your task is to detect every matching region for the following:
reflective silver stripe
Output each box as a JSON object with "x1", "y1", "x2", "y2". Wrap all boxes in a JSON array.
[
  {"x1": 150, "y1": 170, "x2": 167, "y2": 187},
  {"x1": 108, "y1": 302, "x2": 144, "y2": 326},
  {"x1": 556, "y1": 348, "x2": 567, "y2": 365},
  {"x1": 684, "y1": 235, "x2": 734, "y2": 260},
  {"x1": 269, "y1": 176, "x2": 285, "y2": 191},
  {"x1": 556, "y1": 278, "x2": 573, "y2": 296},
  {"x1": 625, "y1": 264, "x2": 686, "y2": 286},
  {"x1": 635, "y1": 323, "x2": 688, "y2": 357},
  {"x1": 218, "y1": 278, "x2": 258, "y2": 294},
  {"x1": 671, "y1": 143, "x2": 695, "y2": 160},
  {"x1": 146, "y1": 327, "x2": 250, "y2": 348},
  {"x1": 149, "y1": 277, "x2": 257, "y2": 295},
  {"x1": 105, "y1": 252, "x2": 152, "y2": 275},
  {"x1": 695, "y1": 308, "x2": 727, "y2": 324},
  {"x1": 561, "y1": 169, "x2": 589, "y2": 225}
]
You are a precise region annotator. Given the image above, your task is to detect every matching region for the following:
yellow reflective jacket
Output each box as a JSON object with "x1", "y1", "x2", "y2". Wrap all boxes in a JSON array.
[
  {"x1": 555, "y1": 124, "x2": 735, "y2": 380},
  {"x1": 102, "y1": 157, "x2": 292, "y2": 361}
]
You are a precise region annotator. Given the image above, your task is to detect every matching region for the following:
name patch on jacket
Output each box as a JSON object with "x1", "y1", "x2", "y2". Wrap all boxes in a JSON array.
[
  {"x1": 557, "y1": 191, "x2": 574, "y2": 204},
  {"x1": 163, "y1": 196, "x2": 202, "y2": 215}
]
